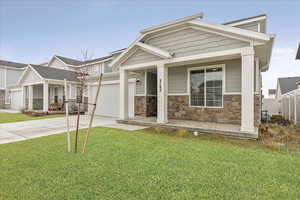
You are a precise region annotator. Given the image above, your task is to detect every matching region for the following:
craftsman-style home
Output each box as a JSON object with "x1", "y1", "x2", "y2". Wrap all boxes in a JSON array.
[{"x1": 6, "y1": 13, "x2": 275, "y2": 138}]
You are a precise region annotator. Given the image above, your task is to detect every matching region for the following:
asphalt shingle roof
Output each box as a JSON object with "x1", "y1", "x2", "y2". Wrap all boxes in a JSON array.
[
  {"x1": 55, "y1": 55, "x2": 113, "y2": 67},
  {"x1": 0, "y1": 60, "x2": 27, "y2": 69},
  {"x1": 278, "y1": 76, "x2": 300, "y2": 95},
  {"x1": 76, "y1": 55, "x2": 112, "y2": 66},
  {"x1": 55, "y1": 55, "x2": 83, "y2": 66},
  {"x1": 30, "y1": 64, "x2": 80, "y2": 82}
]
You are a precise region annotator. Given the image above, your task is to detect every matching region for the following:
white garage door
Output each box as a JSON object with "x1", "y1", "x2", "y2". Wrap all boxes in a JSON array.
[
  {"x1": 92, "y1": 82, "x2": 135, "y2": 118},
  {"x1": 10, "y1": 89, "x2": 23, "y2": 110}
]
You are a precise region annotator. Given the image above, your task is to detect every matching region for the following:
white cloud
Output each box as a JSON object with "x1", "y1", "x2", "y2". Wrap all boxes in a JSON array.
[{"x1": 262, "y1": 46, "x2": 300, "y2": 96}]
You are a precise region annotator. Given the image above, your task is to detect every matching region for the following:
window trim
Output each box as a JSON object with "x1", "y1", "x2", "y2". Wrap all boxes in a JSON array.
[{"x1": 187, "y1": 64, "x2": 225, "y2": 108}]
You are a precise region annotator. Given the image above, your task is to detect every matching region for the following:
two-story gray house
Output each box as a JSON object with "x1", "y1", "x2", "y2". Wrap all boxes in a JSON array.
[{"x1": 0, "y1": 60, "x2": 27, "y2": 109}]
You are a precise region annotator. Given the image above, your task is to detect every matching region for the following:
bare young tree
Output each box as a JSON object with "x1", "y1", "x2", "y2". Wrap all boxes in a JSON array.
[{"x1": 73, "y1": 49, "x2": 92, "y2": 153}]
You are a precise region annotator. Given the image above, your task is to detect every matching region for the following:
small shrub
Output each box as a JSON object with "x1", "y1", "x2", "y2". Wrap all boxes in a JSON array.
[
  {"x1": 176, "y1": 129, "x2": 190, "y2": 137},
  {"x1": 270, "y1": 115, "x2": 291, "y2": 126}
]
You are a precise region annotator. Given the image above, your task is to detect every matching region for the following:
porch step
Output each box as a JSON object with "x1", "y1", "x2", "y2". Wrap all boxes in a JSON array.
[{"x1": 117, "y1": 119, "x2": 258, "y2": 139}]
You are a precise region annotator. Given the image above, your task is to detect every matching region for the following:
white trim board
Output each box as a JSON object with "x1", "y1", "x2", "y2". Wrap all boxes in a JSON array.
[
  {"x1": 88, "y1": 78, "x2": 136, "y2": 86},
  {"x1": 120, "y1": 47, "x2": 248, "y2": 71},
  {"x1": 188, "y1": 20, "x2": 270, "y2": 42},
  {"x1": 140, "y1": 13, "x2": 203, "y2": 34},
  {"x1": 168, "y1": 93, "x2": 189, "y2": 96},
  {"x1": 136, "y1": 42, "x2": 172, "y2": 59}
]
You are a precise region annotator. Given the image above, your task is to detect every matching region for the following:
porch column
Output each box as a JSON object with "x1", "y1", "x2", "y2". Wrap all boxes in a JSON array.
[
  {"x1": 43, "y1": 81, "x2": 49, "y2": 112},
  {"x1": 157, "y1": 63, "x2": 168, "y2": 123},
  {"x1": 241, "y1": 47, "x2": 255, "y2": 132},
  {"x1": 294, "y1": 91, "x2": 297, "y2": 125},
  {"x1": 21, "y1": 86, "x2": 26, "y2": 109},
  {"x1": 255, "y1": 57, "x2": 260, "y2": 93},
  {"x1": 120, "y1": 69, "x2": 129, "y2": 120},
  {"x1": 288, "y1": 95, "x2": 291, "y2": 121},
  {"x1": 28, "y1": 85, "x2": 33, "y2": 110}
]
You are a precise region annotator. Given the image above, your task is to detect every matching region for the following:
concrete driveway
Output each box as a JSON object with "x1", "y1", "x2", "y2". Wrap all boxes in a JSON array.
[{"x1": 0, "y1": 115, "x2": 146, "y2": 144}]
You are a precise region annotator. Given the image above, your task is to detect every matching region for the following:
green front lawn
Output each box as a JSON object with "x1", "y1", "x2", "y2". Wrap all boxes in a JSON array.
[
  {"x1": 0, "y1": 113, "x2": 64, "y2": 124},
  {"x1": 0, "y1": 127, "x2": 299, "y2": 199}
]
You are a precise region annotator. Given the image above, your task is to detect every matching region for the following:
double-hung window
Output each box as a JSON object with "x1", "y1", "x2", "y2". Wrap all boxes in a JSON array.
[{"x1": 189, "y1": 65, "x2": 224, "y2": 108}]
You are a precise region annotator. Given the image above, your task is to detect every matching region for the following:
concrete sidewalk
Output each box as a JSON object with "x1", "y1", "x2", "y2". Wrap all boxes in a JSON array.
[{"x1": 0, "y1": 115, "x2": 147, "y2": 144}]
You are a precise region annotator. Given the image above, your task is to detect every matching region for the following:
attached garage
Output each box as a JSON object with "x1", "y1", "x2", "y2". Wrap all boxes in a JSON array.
[
  {"x1": 10, "y1": 88, "x2": 23, "y2": 110},
  {"x1": 90, "y1": 81, "x2": 135, "y2": 118}
]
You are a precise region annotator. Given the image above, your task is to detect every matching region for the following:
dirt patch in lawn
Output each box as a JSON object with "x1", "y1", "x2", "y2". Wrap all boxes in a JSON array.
[
  {"x1": 144, "y1": 124, "x2": 300, "y2": 155},
  {"x1": 259, "y1": 123, "x2": 300, "y2": 155}
]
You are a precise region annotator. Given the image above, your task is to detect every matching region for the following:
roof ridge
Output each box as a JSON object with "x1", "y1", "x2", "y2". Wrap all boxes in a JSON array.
[
  {"x1": 0, "y1": 59, "x2": 27, "y2": 65},
  {"x1": 56, "y1": 55, "x2": 82, "y2": 62},
  {"x1": 30, "y1": 64, "x2": 78, "y2": 73}
]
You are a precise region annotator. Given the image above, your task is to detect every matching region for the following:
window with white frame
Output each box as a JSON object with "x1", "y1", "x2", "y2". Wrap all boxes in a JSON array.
[{"x1": 189, "y1": 65, "x2": 224, "y2": 107}]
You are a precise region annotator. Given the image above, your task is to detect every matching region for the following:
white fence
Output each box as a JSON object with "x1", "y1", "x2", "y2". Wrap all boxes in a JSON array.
[{"x1": 280, "y1": 89, "x2": 300, "y2": 126}]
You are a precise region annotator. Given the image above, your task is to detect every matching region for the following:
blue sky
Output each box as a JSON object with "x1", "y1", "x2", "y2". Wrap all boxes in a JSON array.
[{"x1": 0, "y1": 0, "x2": 299, "y2": 95}]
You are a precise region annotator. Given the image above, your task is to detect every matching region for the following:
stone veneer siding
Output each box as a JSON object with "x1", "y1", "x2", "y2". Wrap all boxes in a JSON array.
[
  {"x1": 135, "y1": 96, "x2": 157, "y2": 117},
  {"x1": 168, "y1": 94, "x2": 261, "y2": 126},
  {"x1": 254, "y1": 94, "x2": 261, "y2": 126}
]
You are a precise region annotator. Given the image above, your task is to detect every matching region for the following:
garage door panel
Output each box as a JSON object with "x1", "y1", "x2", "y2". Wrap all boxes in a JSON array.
[
  {"x1": 93, "y1": 83, "x2": 134, "y2": 118},
  {"x1": 10, "y1": 90, "x2": 23, "y2": 110}
]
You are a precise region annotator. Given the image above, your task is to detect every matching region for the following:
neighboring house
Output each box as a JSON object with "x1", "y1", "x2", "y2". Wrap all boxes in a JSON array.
[
  {"x1": 0, "y1": 60, "x2": 27, "y2": 109},
  {"x1": 275, "y1": 76, "x2": 300, "y2": 125},
  {"x1": 10, "y1": 51, "x2": 122, "y2": 112},
  {"x1": 8, "y1": 13, "x2": 275, "y2": 137},
  {"x1": 262, "y1": 89, "x2": 279, "y2": 116},
  {"x1": 14, "y1": 64, "x2": 81, "y2": 111}
]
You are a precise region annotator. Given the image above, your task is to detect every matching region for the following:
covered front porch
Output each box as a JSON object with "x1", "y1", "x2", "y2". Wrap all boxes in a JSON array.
[
  {"x1": 111, "y1": 13, "x2": 274, "y2": 138},
  {"x1": 118, "y1": 47, "x2": 260, "y2": 138},
  {"x1": 23, "y1": 82, "x2": 70, "y2": 112}
]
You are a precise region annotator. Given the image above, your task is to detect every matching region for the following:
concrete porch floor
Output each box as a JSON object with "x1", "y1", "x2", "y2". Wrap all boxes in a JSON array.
[{"x1": 118, "y1": 116, "x2": 258, "y2": 139}]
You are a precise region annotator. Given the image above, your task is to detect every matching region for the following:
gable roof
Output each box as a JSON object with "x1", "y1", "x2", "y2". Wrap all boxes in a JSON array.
[
  {"x1": 278, "y1": 76, "x2": 300, "y2": 95},
  {"x1": 0, "y1": 60, "x2": 27, "y2": 69},
  {"x1": 55, "y1": 55, "x2": 83, "y2": 66},
  {"x1": 111, "y1": 13, "x2": 272, "y2": 68},
  {"x1": 30, "y1": 64, "x2": 80, "y2": 82}
]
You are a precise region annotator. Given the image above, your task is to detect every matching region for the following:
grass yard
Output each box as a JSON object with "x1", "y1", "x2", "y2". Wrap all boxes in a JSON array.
[
  {"x1": 0, "y1": 127, "x2": 300, "y2": 200},
  {"x1": 0, "y1": 113, "x2": 64, "y2": 124}
]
